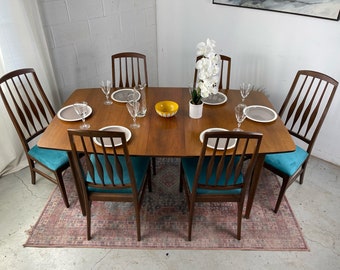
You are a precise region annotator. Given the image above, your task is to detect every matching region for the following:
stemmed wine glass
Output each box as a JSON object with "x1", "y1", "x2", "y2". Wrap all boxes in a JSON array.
[
  {"x1": 126, "y1": 92, "x2": 140, "y2": 129},
  {"x1": 234, "y1": 103, "x2": 247, "y2": 131},
  {"x1": 73, "y1": 101, "x2": 90, "y2": 129},
  {"x1": 100, "y1": 80, "x2": 113, "y2": 105},
  {"x1": 240, "y1": 82, "x2": 252, "y2": 103}
]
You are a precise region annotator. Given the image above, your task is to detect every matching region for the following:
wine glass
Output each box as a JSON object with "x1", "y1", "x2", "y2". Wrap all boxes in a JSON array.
[
  {"x1": 100, "y1": 80, "x2": 113, "y2": 105},
  {"x1": 234, "y1": 103, "x2": 247, "y2": 131},
  {"x1": 73, "y1": 101, "x2": 90, "y2": 129},
  {"x1": 240, "y1": 82, "x2": 252, "y2": 103},
  {"x1": 126, "y1": 93, "x2": 140, "y2": 129}
]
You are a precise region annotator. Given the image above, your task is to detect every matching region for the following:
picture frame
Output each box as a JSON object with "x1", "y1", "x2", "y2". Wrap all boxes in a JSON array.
[{"x1": 212, "y1": 0, "x2": 340, "y2": 21}]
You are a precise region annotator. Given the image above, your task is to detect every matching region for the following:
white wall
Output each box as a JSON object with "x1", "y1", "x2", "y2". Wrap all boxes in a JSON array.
[
  {"x1": 156, "y1": 0, "x2": 340, "y2": 165},
  {"x1": 38, "y1": 0, "x2": 158, "y2": 102},
  {"x1": 37, "y1": 0, "x2": 340, "y2": 165}
]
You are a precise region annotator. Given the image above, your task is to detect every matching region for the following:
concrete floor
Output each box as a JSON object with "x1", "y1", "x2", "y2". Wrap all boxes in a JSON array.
[{"x1": 0, "y1": 156, "x2": 339, "y2": 270}]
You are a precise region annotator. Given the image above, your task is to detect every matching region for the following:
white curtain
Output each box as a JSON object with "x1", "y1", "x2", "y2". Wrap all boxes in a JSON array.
[{"x1": 0, "y1": 0, "x2": 60, "y2": 176}]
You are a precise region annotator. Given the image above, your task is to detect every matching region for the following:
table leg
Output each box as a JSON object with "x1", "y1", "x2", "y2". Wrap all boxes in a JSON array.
[
  {"x1": 245, "y1": 154, "x2": 265, "y2": 219},
  {"x1": 67, "y1": 152, "x2": 86, "y2": 216}
]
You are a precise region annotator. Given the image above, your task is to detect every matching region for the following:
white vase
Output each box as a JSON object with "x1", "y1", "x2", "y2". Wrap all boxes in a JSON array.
[{"x1": 189, "y1": 101, "x2": 203, "y2": 119}]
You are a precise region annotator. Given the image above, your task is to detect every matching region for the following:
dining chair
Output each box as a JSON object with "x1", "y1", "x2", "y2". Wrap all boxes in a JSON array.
[
  {"x1": 180, "y1": 131, "x2": 262, "y2": 240},
  {"x1": 0, "y1": 68, "x2": 70, "y2": 207},
  {"x1": 193, "y1": 54, "x2": 231, "y2": 90},
  {"x1": 111, "y1": 52, "x2": 148, "y2": 88},
  {"x1": 67, "y1": 129, "x2": 152, "y2": 241},
  {"x1": 264, "y1": 70, "x2": 338, "y2": 213},
  {"x1": 111, "y1": 52, "x2": 156, "y2": 175}
]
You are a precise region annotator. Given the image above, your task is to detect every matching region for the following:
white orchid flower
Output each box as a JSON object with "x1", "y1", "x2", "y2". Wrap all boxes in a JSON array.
[
  {"x1": 192, "y1": 38, "x2": 220, "y2": 104},
  {"x1": 206, "y1": 38, "x2": 216, "y2": 50},
  {"x1": 196, "y1": 42, "x2": 206, "y2": 56}
]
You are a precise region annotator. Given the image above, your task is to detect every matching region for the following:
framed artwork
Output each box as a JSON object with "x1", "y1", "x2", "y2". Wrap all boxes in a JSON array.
[{"x1": 212, "y1": 0, "x2": 340, "y2": 21}]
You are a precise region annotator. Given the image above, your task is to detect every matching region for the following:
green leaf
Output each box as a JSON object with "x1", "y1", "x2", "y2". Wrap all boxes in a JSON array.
[{"x1": 191, "y1": 88, "x2": 202, "y2": 105}]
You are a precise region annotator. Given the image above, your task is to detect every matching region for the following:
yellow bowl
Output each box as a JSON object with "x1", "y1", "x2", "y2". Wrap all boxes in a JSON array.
[{"x1": 155, "y1": 101, "x2": 179, "y2": 118}]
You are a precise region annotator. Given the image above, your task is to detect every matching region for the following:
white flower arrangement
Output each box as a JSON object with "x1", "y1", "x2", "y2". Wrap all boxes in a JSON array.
[{"x1": 191, "y1": 38, "x2": 220, "y2": 105}]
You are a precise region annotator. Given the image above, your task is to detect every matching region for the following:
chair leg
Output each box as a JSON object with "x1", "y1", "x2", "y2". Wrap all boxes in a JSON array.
[
  {"x1": 187, "y1": 200, "x2": 194, "y2": 241},
  {"x1": 152, "y1": 157, "x2": 156, "y2": 175},
  {"x1": 299, "y1": 164, "x2": 307, "y2": 185},
  {"x1": 28, "y1": 160, "x2": 36, "y2": 185},
  {"x1": 179, "y1": 163, "x2": 184, "y2": 193},
  {"x1": 147, "y1": 164, "x2": 152, "y2": 192},
  {"x1": 274, "y1": 177, "x2": 289, "y2": 213},
  {"x1": 135, "y1": 206, "x2": 141, "y2": 241},
  {"x1": 86, "y1": 201, "x2": 91, "y2": 240},
  {"x1": 237, "y1": 202, "x2": 243, "y2": 240},
  {"x1": 55, "y1": 171, "x2": 70, "y2": 208}
]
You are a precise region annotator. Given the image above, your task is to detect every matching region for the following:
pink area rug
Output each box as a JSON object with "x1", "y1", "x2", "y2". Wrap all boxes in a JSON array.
[{"x1": 24, "y1": 158, "x2": 308, "y2": 250}]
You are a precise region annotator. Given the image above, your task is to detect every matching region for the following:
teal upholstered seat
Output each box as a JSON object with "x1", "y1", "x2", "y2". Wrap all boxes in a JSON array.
[
  {"x1": 181, "y1": 156, "x2": 243, "y2": 195},
  {"x1": 264, "y1": 146, "x2": 309, "y2": 176},
  {"x1": 87, "y1": 154, "x2": 150, "y2": 193},
  {"x1": 28, "y1": 145, "x2": 69, "y2": 171}
]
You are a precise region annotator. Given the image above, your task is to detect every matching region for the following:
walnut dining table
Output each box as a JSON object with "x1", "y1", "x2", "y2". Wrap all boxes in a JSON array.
[{"x1": 38, "y1": 87, "x2": 295, "y2": 218}]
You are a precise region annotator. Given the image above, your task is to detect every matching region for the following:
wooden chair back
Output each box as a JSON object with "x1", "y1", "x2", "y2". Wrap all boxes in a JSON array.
[
  {"x1": 0, "y1": 68, "x2": 55, "y2": 152},
  {"x1": 111, "y1": 52, "x2": 148, "y2": 88},
  {"x1": 279, "y1": 70, "x2": 338, "y2": 154},
  {"x1": 195, "y1": 131, "x2": 262, "y2": 198},
  {"x1": 68, "y1": 129, "x2": 138, "y2": 197}
]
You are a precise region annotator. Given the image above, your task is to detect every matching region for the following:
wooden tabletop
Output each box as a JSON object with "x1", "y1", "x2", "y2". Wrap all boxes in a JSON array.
[{"x1": 38, "y1": 87, "x2": 295, "y2": 156}]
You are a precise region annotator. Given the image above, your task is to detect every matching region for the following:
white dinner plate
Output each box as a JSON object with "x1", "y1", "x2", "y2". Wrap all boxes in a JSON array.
[
  {"x1": 244, "y1": 105, "x2": 278, "y2": 123},
  {"x1": 199, "y1": 128, "x2": 237, "y2": 150},
  {"x1": 111, "y1": 88, "x2": 141, "y2": 103},
  {"x1": 93, "y1": 126, "x2": 132, "y2": 147},
  {"x1": 202, "y1": 92, "x2": 228, "y2": 105},
  {"x1": 57, "y1": 104, "x2": 92, "y2": 122}
]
